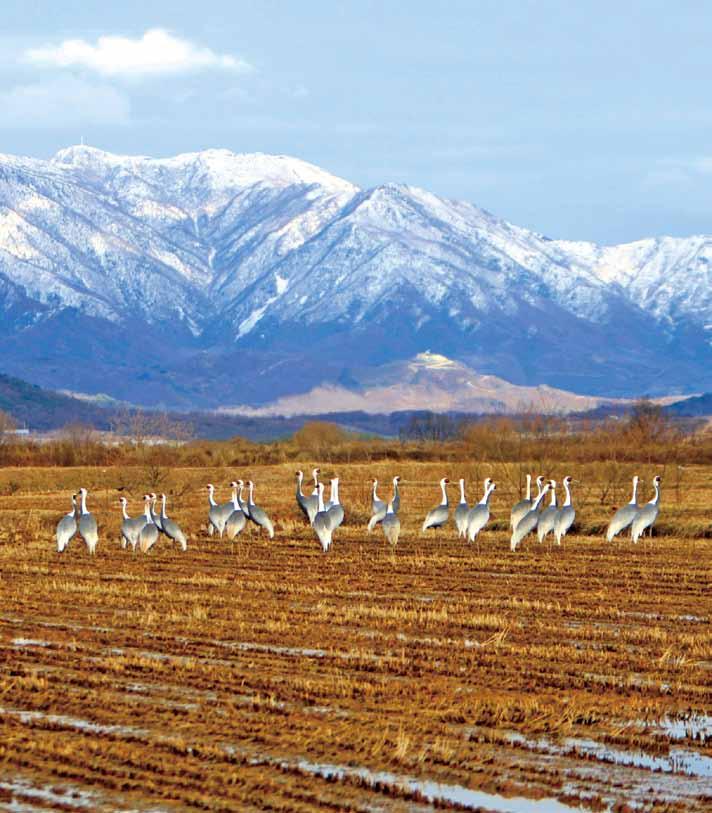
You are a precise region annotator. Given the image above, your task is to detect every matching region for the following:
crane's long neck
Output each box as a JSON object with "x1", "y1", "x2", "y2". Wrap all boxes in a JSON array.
[
  {"x1": 372, "y1": 481, "x2": 379, "y2": 500},
  {"x1": 144, "y1": 502, "x2": 152, "y2": 522},
  {"x1": 121, "y1": 501, "x2": 129, "y2": 520},
  {"x1": 161, "y1": 495, "x2": 168, "y2": 519},
  {"x1": 629, "y1": 478, "x2": 639, "y2": 505},
  {"x1": 650, "y1": 481, "x2": 660, "y2": 505},
  {"x1": 80, "y1": 491, "x2": 88, "y2": 515},
  {"x1": 459, "y1": 479, "x2": 466, "y2": 504},
  {"x1": 296, "y1": 473, "x2": 304, "y2": 498},
  {"x1": 392, "y1": 478, "x2": 399, "y2": 499},
  {"x1": 248, "y1": 482, "x2": 255, "y2": 506},
  {"x1": 317, "y1": 484, "x2": 325, "y2": 513},
  {"x1": 312, "y1": 470, "x2": 319, "y2": 494},
  {"x1": 232, "y1": 485, "x2": 239, "y2": 508},
  {"x1": 525, "y1": 475, "x2": 532, "y2": 501},
  {"x1": 482, "y1": 483, "x2": 495, "y2": 506},
  {"x1": 549, "y1": 488, "x2": 557, "y2": 508},
  {"x1": 532, "y1": 487, "x2": 549, "y2": 511},
  {"x1": 331, "y1": 480, "x2": 340, "y2": 505},
  {"x1": 440, "y1": 481, "x2": 448, "y2": 506},
  {"x1": 208, "y1": 488, "x2": 217, "y2": 507},
  {"x1": 563, "y1": 480, "x2": 572, "y2": 507}
]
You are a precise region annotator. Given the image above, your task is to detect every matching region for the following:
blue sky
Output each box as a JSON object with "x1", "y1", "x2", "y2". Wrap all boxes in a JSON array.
[{"x1": 2, "y1": 0, "x2": 712, "y2": 244}]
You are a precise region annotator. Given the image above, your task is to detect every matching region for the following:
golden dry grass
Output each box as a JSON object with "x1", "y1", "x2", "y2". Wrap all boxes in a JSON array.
[{"x1": 0, "y1": 461, "x2": 710, "y2": 811}]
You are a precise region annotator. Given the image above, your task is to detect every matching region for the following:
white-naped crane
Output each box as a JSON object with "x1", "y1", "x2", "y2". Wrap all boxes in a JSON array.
[
  {"x1": 159, "y1": 493, "x2": 187, "y2": 551},
  {"x1": 368, "y1": 476, "x2": 400, "y2": 533},
  {"x1": 466, "y1": 479, "x2": 496, "y2": 547},
  {"x1": 247, "y1": 481, "x2": 274, "y2": 538},
  {"x1": 553, "y1": 476, "x2": 575, "y2": 545},
  {"x1": 56, "y1": 493, "x2": 77, "y2": 553},
  {"x1": 119, "y1": 496, "x2": 145, "y2": 551},
  {"x1": 77, "y1": 487, "x2": 98, "y2": 556},
  {"x1": 454, "y1": 478, "x2": 469, "y2": 538},
  {"x1": 225, "y1": 481, "x2": 247, "y2": 541},
  {"x1": 606, "y1": 475, "x2": 640, "y2": 541},
  {"x1": 295, "y1": 470, "x2": 315, "y2": 523},
  {"x1": 510, "y1": 474, "x2": 533, "y2": 530},
  {"x1": 511, "y1": 481, "x2": 551, "y2": 552},
  {"x1": 381, "y1": 501, "x2": 400, "y2": 546},
  {"x1": 312, "y1": 482, "x2": 333, "y2": 552},
  {"x1": 537, "y1": 481, "x2": 558, "y2": 543},
  {"x1": 422, "y1": 478, "x2": 450, "y2": 532},
  {"x1": 139, "y1": 494, "x2": 160, "y2": 553},
  {"x1": 326, "y1": 477, "x2": 344, "y2": 532},
  {"x1": 631, "y1": 475, "x2": 661, "y2": 544},
  {"x1": 206, "y1": 483, "x2": 231, "y2": 537},
  {"x1": 149, "y1": 492, "x2": 164, "y2": 533}
]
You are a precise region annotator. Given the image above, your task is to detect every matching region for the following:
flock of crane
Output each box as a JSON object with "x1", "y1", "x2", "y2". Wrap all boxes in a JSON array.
[{"x1": 54, "y1": 470, "x2": 662, "y2": 556}]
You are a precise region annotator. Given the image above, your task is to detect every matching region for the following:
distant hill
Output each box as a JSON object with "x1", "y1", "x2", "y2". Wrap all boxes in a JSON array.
[
  {"x1": 665, "y1": 393, "x2": 712, "y2": 417},
  {"x1": 0, "y1": 373, "x2": 115, "y2": 431}
]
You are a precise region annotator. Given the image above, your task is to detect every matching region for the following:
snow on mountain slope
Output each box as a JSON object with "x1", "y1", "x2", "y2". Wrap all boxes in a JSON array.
[{"x1": 0, "y1": 144, "x2": 711, "y2": 406}]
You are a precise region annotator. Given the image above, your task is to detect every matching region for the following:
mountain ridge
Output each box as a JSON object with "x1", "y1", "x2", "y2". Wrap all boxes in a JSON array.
[{"x1": 1, "y1": 144, "x2": 710, "y2": 407}]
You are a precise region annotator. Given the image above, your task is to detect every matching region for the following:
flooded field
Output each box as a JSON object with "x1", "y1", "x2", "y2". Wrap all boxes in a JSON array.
[{"x1": 0, "y1": 463, "x2": 710, "y2": 811}]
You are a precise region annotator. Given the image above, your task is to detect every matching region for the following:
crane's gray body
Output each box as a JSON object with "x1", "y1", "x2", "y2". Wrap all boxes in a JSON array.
[
  {"x1": 161, "y1": 516, "x2": 187, "y2": 551},
  {"x1": 327, "y1": 504, "x2": 344, "y2": 532},
  {"x1": 454, "y1": 500, "x2": 470, "y2": 539},
  {"x1": 554, "y1": 505, "x2": 576, "y2": 545},
  {"x1": 465, "y1": 504, "x2": 490, "y2": 543},
  {"x1": 631, "y1": 503, "x2": 659, "y2": 543},
  {"x1": 226, "y1": 509, "x2": 247, "y2": 540},
  {"x1": 537, "y1": 504, "x2": 558, "y2": 543},
  {"x1": 78, "y1": 513, "x2": 98, "y2": 555},
  {"x1": 606, "y1": 503, "x2": 638, "y2": 541},
  {"x1": 510, "y1": 498, "x2": 532, "y2": 530},
  {"x1": 313, "y1": 511, "x2": 332, "y2": 552},
  {"x1": 422, "y1": 504, "x2": 449, "y2": 532},
  {"x1": 56, "y1": 512, "x2": 76, "y2": 553},
  {"x1": 511, "y1": 508, "x2": 540, "y2": 550},
  {"x1": 382, "y1": 512, "x2": 400, "y2": 546},
  {"x1": 122, "y1": 515, "x2": 146, "y2": 551},
  {"x1": 248, "y1": 502, "x2": 274, "y2": 538},
  {"x1": 139, "y1": 521, "x2": 159, "y2": 553}
]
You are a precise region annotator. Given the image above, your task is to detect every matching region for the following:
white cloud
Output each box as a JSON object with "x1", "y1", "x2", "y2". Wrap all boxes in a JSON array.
[
  {"x1": 25, "y1": 28, "x2": 251, "y2": 78},
  {"x1": 646, "y1": 156, "x2": 712, "y2": 186},
  {"x1": 1, "y1": 75, "x2": 130, "y2": 128}
]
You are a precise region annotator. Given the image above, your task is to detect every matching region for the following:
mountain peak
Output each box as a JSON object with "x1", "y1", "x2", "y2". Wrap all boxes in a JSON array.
[{"x1": 51, "y1": 144, "x2": 358, "y2": 195}]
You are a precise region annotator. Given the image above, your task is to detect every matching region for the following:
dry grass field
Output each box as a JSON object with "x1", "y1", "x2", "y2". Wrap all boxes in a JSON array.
[{"x1": 0, "y1": 461, "x2": 710, "y2": 811}]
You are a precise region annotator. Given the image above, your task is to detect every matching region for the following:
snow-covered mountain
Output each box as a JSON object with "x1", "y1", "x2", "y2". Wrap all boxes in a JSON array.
[{"x1": 0, "y1": 144, "x2": 710, "y2": 408}]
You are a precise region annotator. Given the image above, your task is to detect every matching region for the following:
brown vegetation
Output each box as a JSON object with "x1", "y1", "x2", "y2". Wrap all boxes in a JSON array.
[{"x1": 0, "y1": 458, "x2": 710, "y2": 810}]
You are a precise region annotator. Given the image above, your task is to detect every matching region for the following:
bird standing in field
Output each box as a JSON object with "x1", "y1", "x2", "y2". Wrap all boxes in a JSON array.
[
  {"x1": 368, "y1": 476, "x2": 400, "y2": 532},
  {"x1": 422, "y1": 478, "x2": 450, "y2": 532},
  {"x1": 312, "y1": 482, "x2": 333, "y2": 552},
  {"x1": 247, "y1": 481, "x2": 274, "y2": 538},
  {"x1": 206, "y1": 483, "x2": 231, "y2": 537},
  {"x1": 119, "y1": 496, "x2": 145, "y2": 551},
  {"x1": 159, "y1": 494, "x2": 187, "y2": 551},
  {"x1": 510, "y1": 474, "x2": 533, "y2": 529},
  {"x1": 631, "y1": 475, "x2": 661, "y2": 544},
  {"x1": 326, "y1": 477, "x2": 345, "y2": 532},
  {"x1": 537, "y1": 481, "x2": 558, "y2": 543},
  {"x1": 225, "y1": 481, "x2": 247, "y2": 541},
  {"x1": 454, "y1": 478, "x2": 470, "y2": 538},
  {"x1": 138, "y1": 494, "x2": 160, "y2": 553},
  {"x1": 77, "y1": 487, "x2": 98, "y2": 555},
  {"x1": 466, "y1": 479, "x2": 496, "y2": 546},
  {"x1": 56, "y1": 493, "x2": 77, "y2": 553},
  {"x1": 381, "y1": 501, "x2": 400, "y2": 546},
  {"x1": 553, "y1": 476, "x2": 575, "y2": 545},
  {"x1": 511, "y1": 481, "x2": 551, "y2": 552},
  {"x1": 606, "y1": 475, "x2": 640, "y2": 541},
  {"x1": 149, "y1": 493, "x2": 164, "y2": 533}
]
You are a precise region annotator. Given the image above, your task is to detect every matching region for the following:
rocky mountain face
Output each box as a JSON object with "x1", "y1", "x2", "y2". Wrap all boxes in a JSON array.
[{"x1": 0, "y1": 145, "x2": 710, "y2": 409}]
